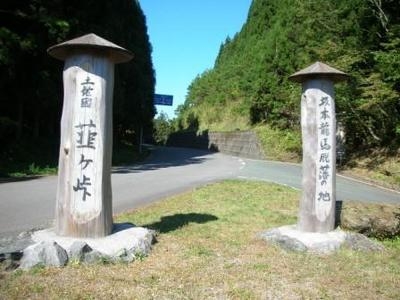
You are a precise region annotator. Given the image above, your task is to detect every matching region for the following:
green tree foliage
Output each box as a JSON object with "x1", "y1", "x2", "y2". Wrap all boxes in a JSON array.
[
  {"x1": 153, "y1": 112, "x2": 174, "y2": 145},
  {"x1": 177, "y1": 0, "x2": 400, "y2": 152},
  {"x1": 0, "y1": 0, "x2": 155, "y2": 165}
]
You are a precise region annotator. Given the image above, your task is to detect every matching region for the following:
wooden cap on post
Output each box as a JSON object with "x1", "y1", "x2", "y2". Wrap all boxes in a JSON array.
[
  {"x1": 289, "y1": 61, "x2": 348, "y2": 83},
  {"x1": 47, "y1": 33, "x2": 133, "y2": 64}
]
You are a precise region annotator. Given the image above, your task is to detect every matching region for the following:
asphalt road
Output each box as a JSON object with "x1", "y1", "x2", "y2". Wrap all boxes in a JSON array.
[
  {"x1": 0, "y1": 147, "x2": 240, "y2": 238},
  {"x1": 238, "y1": 159, "x2": 400, "y2": 203},
  {"x1": 0, "y1": 146, "x2": 399, "y2": 239}
]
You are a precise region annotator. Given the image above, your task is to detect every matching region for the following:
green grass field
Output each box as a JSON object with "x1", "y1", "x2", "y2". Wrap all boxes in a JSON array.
[{"x1": 1, "y1": 180, "x2": 399, "y2": 299}]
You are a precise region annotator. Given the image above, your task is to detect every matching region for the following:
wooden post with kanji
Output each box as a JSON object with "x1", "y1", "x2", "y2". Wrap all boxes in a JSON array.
[
  {"x1": 48, "y1": 33, "x2": 133, "y2": 238},
  {"x1": 289, "y1": 62, "x2": 348, "y2": 233}
]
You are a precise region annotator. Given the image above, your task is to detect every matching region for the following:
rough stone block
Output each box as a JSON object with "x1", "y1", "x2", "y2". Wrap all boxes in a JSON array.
[
  {"x1": 68, "y1": 241, "x2": 93, "y2": 262},
  {"x1": 337, "y1": 201, "x2": 400, "y2": 239},
  {"x1": 19, "y1": 241, "x2": 68, "y2": 270},
  {"x1": 262, "y1": 229, "x2": 307, "y2": 252},
  {"x1": 82, "y1": 250, "x2": 110, "y2": 264},
  {"x1": 343, "y1": 232, "x2": 385, "y2": 252},
  {"x1": 259, "y1": 225, "x2": 384, "y2": 254}
]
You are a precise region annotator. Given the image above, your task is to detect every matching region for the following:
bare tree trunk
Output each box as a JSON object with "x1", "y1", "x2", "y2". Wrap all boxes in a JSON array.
[
  {"x1": 33, "y1": 106, "x2": 40, "y2": 138},
  {"x1": 16, "y1": 98, "x2": 24, "y2": 140}
]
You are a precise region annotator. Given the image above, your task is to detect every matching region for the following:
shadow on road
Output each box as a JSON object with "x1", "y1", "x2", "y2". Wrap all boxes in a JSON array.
[
  {"x1": 0, "y1": 176, "x2": 44, "y2": 184},
  {"x1": 142, "y1": 212, "x2": 218, "y2": 234},
  {"x1": 112, "y1": 146, "x2": 212, "y2": 174}
]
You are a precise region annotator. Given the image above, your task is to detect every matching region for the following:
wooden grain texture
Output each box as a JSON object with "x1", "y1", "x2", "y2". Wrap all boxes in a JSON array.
[
  {"x1": 56, "y1": 53, "x2": 114, "y2": 238},
  {"x1": 298, "y1": 79, "x2": 336, "y2": 233}
]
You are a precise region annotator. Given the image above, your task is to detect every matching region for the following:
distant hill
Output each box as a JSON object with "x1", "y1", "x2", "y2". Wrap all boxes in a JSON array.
[{"x1": 175, "y1": 0, "x2": 400, "y2": 152}]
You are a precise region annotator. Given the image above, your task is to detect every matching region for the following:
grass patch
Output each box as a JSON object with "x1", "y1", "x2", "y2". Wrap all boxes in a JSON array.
[
  {"x1": 187, "y1": 102, "x2": 251, "y2": 132},
  {"x1": 255, "y1": 124, "x2": 302, "y2": 162},
  {"x1": 112, "y1": 141, "x2": 149, "y2": 166},
  {"x1": 0, "y1": 138, "x2": 59, "y2": 178},
  {"x1": 8, "y1": 163, "x2": 57, "y2": 178},
  {"x1": 0, "y1": 140, "x2": 147, "y2": 180},
  {"x1": 341, "y1": 151, "x2": 400, "y2": 190},
  {"x1": 1, "y1": 180, "x2": 399, "y2": 299}
]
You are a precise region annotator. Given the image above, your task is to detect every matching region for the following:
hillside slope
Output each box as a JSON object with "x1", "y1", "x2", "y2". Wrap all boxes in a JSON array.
[{"x1": 176, "y1": 0, "x2": 400, "y2": 154}]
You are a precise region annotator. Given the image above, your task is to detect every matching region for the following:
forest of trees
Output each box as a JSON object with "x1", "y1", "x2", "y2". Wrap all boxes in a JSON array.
[
  {"x1": 176, "y1": 0, "x2": 400, "y2": 155},
  {"x1": 0, "y1": 0, "x2": 155, "y2": 173}
]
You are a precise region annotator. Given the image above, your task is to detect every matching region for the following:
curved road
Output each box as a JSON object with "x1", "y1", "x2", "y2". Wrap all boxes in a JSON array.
[
  {"x1": 238, "y1": 159, "x2": 400, "y2": 203},
  {"x1": 0, "y1": 146, "x2": 399, "y2": 239}
]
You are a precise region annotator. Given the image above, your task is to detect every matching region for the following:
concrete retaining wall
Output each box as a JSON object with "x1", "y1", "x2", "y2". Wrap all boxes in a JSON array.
[{"x1": 167, "y1": 131, "x2": 265, "y2": 160}]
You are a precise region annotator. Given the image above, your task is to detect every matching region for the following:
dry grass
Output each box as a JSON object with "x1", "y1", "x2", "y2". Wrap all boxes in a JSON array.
[
  {"x1": 1, "y1": 180, "x2": 399, "y2": 299},
  {"x1": 341, "y1": 153, "x2": 400, "y2": 191}
]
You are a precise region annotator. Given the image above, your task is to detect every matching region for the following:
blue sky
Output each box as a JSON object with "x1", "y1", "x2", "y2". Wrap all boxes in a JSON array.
[{"x1": 138, "y1": 0, "x2": 252, "y2": 119}]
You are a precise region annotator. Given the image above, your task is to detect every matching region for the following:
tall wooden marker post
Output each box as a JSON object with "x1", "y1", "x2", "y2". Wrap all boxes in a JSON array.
[
  {"x1": 48, "y1": 34, "x2": 133, "y2": 238},
  {"x1": 289, "y1": 62, "x2": 348, "y2": 233}
]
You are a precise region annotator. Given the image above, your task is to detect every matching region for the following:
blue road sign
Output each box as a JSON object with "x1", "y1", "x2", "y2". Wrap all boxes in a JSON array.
[{"x1": 154, "y1": 94, "x2": 173, "y2": 106}]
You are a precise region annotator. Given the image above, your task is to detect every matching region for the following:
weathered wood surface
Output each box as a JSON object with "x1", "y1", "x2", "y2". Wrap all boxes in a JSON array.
[
  {"x1": 298, "y1": 79, "x2": 336, "y2": 233},
  {"x1": 56, "y1": 53, "x2": 114, "y2": 238}
]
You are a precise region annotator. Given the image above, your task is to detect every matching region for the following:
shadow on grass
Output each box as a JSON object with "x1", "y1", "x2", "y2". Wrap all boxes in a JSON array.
[
  {"x1": 143, "y1": 213, "x2": 218, "y2": 234},
  {"x1": 335, "y1": 200, "x2": 343, "y2": 228}
]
